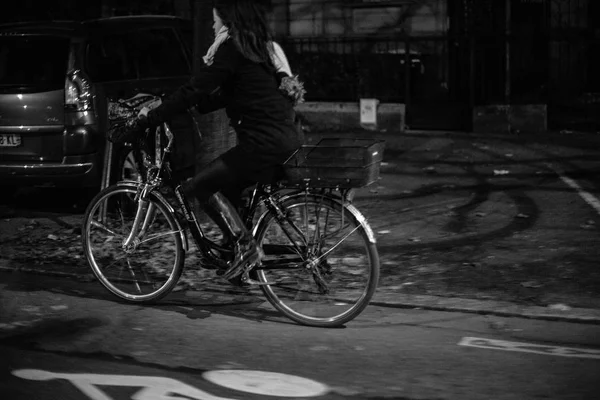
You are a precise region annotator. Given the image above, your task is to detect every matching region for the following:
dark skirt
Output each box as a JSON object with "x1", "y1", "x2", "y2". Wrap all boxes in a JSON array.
[{"x1": 221, "y1": 144, "x2": 297, "y2": 184}]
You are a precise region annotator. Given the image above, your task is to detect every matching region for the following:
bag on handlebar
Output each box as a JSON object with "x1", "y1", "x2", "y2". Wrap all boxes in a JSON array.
[
  {"x1": 106, "y1": 93, "x2": 162, "y2": 144},
  {"x1": 106, "y1": 118, "x2": 147, "y2": 144}
]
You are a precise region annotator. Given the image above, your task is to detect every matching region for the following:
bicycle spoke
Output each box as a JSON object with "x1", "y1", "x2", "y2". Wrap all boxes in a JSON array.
[
  {"x1": 276, "y1": 218, "x2": 308, "y2": 255},
  {"x1": 122, "y1": 259, "x2": 141, "y2": 293},
  {"x1": 102, "y1": 254, "x2": 128, "y2": 272},
  {"x1": 90, "y1": 220, "x2": 121, "y2": 237},
  {"x1": 310, "y1": 224, "x2": 361, "y2": 265},
  {"x1": 138, "y1": 229, "x2": 182, "y2": 245}
]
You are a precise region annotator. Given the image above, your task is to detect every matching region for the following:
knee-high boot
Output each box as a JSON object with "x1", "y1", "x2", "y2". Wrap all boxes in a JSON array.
[
  {"x1": 201, "y1": 197, "x2": 236, "y2": 247},
  {"x1": 203, "y1": 192, "x2": 263, "y2": 280}
]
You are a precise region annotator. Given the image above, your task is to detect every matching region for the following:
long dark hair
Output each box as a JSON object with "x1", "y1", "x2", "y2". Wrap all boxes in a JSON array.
[{"x1": 213, "y1": 0, "x2": 274, "y2": 67}]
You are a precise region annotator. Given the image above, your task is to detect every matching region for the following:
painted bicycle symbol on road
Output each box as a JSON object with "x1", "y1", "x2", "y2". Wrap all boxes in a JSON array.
[{"x1": 13, "y1": 368, "x2": 330, "y2": 399}]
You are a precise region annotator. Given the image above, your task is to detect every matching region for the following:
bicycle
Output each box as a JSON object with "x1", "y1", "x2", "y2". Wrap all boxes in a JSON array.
[{"x1": 81, "y1": 95, "x2": 383, "y2": 327}]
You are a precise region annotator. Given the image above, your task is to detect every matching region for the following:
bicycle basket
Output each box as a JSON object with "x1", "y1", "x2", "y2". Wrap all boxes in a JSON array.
[{"x1": 282, "y1": 138, "x2": 385, "y2": 188}]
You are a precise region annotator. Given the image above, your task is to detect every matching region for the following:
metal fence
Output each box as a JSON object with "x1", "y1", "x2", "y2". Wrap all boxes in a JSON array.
[
  {"x1": 545, "y1": 33, "x2": 600, "y2": 130},
  {"x1": 278, "y1": 35, "x2": 471, "y2": 105},
  {"x1": 280, "y1": 30, "x2": 600, "y2": 130}
]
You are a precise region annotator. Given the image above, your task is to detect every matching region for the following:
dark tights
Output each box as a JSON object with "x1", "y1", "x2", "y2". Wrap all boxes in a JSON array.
[
  {"x1": 181, "y1": 156, "x2": 250, "y2": 242},
  {"x1": 182, "y1": 156, "x2": 246, "y2": 209}
]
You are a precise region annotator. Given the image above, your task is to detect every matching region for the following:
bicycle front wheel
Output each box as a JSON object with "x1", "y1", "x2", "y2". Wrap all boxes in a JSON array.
[
  {"x1": 82, "y1": 184, "x2": 185, "y2": 303},
  {"x1": 255, "y1": 194, "x2": 380, "y2": 327}
]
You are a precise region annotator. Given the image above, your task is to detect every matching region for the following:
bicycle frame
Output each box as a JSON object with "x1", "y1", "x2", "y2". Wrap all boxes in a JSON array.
[
  {"x1": 121, "y1": 120, "x2": 369, "y2": 271},
  {"x1": 121, "y1": 122, "x2": 231, "y2": 264}
]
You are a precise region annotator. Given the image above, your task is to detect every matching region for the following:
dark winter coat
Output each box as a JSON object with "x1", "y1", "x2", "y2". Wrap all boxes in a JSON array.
[{"x1": 147, "y1": 38, "x2": 301, "y2": 182}]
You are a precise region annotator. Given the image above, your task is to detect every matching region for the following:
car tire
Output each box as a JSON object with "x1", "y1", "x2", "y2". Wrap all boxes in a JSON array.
[{"x1": 113, "y1": 144, "x2": 152, "y2": 184}]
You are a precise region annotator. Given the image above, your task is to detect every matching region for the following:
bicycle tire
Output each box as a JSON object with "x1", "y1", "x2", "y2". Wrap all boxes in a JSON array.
[
  {"x1": 82, "y1": 184, "x2": 185, "y2": 303},
  {"x1": 254, "y1": 193, "x2": 380, "y2": 327}
]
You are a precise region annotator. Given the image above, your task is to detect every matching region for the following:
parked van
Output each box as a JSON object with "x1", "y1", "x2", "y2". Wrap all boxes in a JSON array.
[{"x1": 0, "y1": 16, "x2": 196, "y2": 193}]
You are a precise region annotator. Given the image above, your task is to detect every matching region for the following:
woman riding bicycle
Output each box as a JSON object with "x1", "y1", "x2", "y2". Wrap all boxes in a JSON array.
[{"x1": 115, "y1": 0, "x2": 303, "y2": 281}]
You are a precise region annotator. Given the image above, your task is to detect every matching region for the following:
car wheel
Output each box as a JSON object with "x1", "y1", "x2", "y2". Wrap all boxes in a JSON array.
[{"x1": 114, "y1": 145, "x2": 150, "y2": 184}]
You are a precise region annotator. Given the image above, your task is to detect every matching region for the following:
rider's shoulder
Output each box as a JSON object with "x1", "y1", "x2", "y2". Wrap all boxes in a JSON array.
[{"x1": 215, "y1": 38, "x2": 243, "y2": 61}]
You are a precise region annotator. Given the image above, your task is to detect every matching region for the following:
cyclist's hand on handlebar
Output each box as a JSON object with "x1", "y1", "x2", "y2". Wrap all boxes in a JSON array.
[
  {"x1": 138, "y1": 106, "x2": 161, "y2": 129},
  {"x1": 128, "y1": 114, "x2": 150, "y2": 136}
]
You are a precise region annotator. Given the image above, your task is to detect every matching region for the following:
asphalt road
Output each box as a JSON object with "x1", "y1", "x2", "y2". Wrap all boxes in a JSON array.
[
  {"x1": 2, "y1": 130, "x2": 600, "y2": 399},
  {"x1": 1, "y1": 270, "x2": 600, "y2": 400}
]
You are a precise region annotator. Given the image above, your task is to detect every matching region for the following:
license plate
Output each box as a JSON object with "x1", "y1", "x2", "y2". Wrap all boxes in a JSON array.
[{"x1": 0, "y1": 134, "x2": 21, "y2": 147}]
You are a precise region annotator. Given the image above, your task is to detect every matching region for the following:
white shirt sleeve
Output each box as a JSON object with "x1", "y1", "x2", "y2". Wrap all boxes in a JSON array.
[{"x1": 271, "y1": 41, "x2": 293, "y2": 77}]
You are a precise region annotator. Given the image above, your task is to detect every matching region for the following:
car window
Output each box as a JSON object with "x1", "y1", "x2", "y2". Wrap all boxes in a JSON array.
[
  {"x1": 180, "y1": 25, "x2": 194, "y2": 58},
  {"x1": 0, "y1": 36, "x2": 70, "y2": 89},
  {"x1": 86, "y1": 28, "x2": 189, "y2": 83},
  {"x1": 128, "y1": 28, "x2": 190, "y2": 79},
  {"x1": 86, "y1": 34, "x2": 136, "y2": 82}
]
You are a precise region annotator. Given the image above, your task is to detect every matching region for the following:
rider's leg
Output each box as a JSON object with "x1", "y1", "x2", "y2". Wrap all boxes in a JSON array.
[
  {"x1": 201, "y1": 185, "x2": 245, "y2": 246},
  {"x1": 205, "y1": 192, "x2": 263, "y2": 279},
  {"x1": 182, "y1": 156, "x2": 262, "y2": 279}
]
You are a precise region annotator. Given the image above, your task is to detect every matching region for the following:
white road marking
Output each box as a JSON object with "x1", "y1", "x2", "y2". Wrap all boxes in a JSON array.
[
  {"x1": 548, "y1": 164, "x2": 600, "y2": 215},
  {"x1": 202, "y1": 370, "x2": 329, "y2": 397},
  {"x1": 13, "y1": 369, "x2": 235, "y2": 400},
  {"x1": 458, "y1": 337, "x2": 600, "y2": 359},
  {"x1": 0, "y1": 319, "x2": 43, "y2": 330},
  {"x1": 13, "y1": 368, "x2": 330, "y2": 399}
]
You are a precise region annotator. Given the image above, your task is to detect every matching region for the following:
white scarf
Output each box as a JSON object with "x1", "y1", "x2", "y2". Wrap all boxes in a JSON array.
[
  {"x1": 202, "y1": 26, "x2": 230, "y2": 66},
  {"x1": 203, "y1": 26, "x2": 293, "y2": 76}
]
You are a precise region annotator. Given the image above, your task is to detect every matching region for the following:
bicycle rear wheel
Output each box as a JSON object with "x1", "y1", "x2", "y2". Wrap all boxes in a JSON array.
[
  {"x1": 254, "y1": 194, "x2": 379, "y2": 327},
  {"x1": 82, "y1": 184, "x2": 185, "y2": 303}
]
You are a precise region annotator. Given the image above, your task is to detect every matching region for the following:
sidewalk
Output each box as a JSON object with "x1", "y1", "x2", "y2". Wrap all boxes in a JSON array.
[{"x1": 2, "y1": 129, "x2": 600, "y2": 324}]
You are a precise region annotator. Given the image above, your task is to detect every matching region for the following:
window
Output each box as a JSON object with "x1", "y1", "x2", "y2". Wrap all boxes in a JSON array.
[
  {"x1": 0, "y1": 36, "x2": 70, "y2": 89},
  {"x1": 180, "y1": 25, "x2": 194, "y2": 60},
  {"x1": 352, "y1": 7, "x2": 404, "y2": 34},
  {"x1": 127, "y1": 28, "x2": 190, "y2": 79},
  {"x1": 86, "y1": 34, "x2": 135, "y2": 82},
  {"x1": 86, "y1": 28, "x2": 189, "y2": 83}
]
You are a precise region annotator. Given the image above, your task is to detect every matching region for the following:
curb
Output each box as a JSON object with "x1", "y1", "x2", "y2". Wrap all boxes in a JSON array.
[
  {"x1": 370, "y1": 293, "x2": 600, "y2": 325},
  {"x1": 2, "y1": 259, "x2": 599, "y2": 325}
]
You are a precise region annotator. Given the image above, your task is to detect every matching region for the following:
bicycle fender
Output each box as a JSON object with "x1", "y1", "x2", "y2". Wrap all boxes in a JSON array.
[
  {"x1": 344, "y1": 202, "x2": 376, "y2": 244},
  {"x1": 115, "y1": 181, "x2": 189, "y2": 252},
  {"x1": 253, "y1": 192, "x2": 377, "y2": 244}
]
